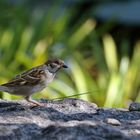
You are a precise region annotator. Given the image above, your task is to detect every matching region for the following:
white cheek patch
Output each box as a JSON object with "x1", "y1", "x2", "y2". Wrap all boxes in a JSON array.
[{"x1": 20, "y1": 81, "x2": 27, "y2": 85}]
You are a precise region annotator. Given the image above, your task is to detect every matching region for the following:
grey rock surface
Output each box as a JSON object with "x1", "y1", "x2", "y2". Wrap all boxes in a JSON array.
[
  {"x1": 0, "y1": 98, "x2": 140, "y2": 140},
  {"x1": 129, "y1": 102, "x2": 140, "y2": 111}
]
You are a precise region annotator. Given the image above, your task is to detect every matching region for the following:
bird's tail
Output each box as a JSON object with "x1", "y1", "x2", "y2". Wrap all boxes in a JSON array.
[{"x1": 0, "y1": 85, "x2": 9, "y2": 92}]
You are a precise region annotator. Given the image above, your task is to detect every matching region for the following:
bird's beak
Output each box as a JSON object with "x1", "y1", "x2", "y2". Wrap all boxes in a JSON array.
[{"x1": 62, "y1": 64, "x2": 68, "y2": 68}]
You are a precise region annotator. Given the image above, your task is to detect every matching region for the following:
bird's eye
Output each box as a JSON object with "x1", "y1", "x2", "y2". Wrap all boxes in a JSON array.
[
  {"x1": 50, "y1": 64, "x2": 55, "y2": 68},
  {"x1": 50, "y1": 63, "x2": 58, "y2": 68}
]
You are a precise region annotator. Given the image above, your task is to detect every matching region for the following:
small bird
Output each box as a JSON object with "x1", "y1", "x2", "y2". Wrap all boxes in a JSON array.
[{"x1": 0, "y1": 58, "x2": 68, "y2": 106}]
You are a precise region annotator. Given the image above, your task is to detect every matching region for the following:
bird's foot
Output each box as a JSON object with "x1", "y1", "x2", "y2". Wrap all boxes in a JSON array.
[{"x1": 25, "y1": 96, "x2": 47, "y2": 107}]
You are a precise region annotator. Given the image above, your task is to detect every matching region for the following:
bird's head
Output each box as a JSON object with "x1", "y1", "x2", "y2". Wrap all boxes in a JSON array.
[{"x1": 45, "y1": 58, "x2": 68, "y2": 73}]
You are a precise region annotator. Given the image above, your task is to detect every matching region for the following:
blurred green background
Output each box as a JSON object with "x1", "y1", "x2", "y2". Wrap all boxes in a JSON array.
[{"x1": 0, "y1": 0, "x2": 140, "y2": 108}]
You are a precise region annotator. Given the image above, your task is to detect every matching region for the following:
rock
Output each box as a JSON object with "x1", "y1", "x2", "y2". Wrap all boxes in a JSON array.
[
  {"x1": 129, "y1": 102, "x2": 140, "y2": 111},
  {"x1": 0, "y1": 98, "x2": 140, "y2": 140},
  {"x1": 104, "y1": 118, "x2": 121, "y2": 126}
]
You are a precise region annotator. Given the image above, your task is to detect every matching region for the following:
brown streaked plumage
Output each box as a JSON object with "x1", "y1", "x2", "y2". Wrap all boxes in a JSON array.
[{"x1": 0, "y1": 58, "x2": 68, "y2": 106}]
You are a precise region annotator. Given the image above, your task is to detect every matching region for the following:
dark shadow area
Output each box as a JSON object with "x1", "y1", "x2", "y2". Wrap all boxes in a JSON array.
[
  {"x1": 42, "y1": 123, "x2": 129, "y2": 140},
  {"x1": 0, "y1": 123, "x2": 41, "y2": 140},
  {"x1": 0, "y1": 122, "x2": 130, "y2": 140}
]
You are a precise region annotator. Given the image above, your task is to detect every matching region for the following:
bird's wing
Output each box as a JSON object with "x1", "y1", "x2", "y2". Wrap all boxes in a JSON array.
[{"x1": 2, "y1": 66, "x2": 45, "y2": 86}]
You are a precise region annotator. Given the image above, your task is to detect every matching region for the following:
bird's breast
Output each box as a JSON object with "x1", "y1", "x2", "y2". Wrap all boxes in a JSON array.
[{"x1": 41, "y1": 71, "x2": 55, "y2": 85}]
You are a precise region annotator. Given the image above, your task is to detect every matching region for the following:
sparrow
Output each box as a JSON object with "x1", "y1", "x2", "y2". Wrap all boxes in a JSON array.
[{"x1": 0, "y1": 58, "x2": 68, "y2": 106}]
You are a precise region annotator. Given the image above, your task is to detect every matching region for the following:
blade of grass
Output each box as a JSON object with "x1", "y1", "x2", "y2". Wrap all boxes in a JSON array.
[
  {"x1": 103, "y1": 34, "x2": 118, "y2": 72},
  {"x1": 51, "y1": 91, "x2": 94, "y2": 100},
  {"x1": 68, "y1": 19, "x2": 96, "y2": 49}
]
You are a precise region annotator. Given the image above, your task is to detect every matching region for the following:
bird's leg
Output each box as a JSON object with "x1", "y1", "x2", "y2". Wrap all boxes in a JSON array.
[{"x1": 25, "y1": 96, "x2": 43, "y2": 106}]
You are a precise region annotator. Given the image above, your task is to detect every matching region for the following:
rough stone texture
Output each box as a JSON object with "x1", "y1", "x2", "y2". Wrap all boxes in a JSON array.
[
  {"x1": 0, "y1": 99, "x2": 140, "y2": 140},
  {"x1": 129, "y1": 102, "x2": 140, "y2": 111}
]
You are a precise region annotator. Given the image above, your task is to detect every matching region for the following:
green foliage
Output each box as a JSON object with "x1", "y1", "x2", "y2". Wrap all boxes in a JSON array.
[{"x1": 0, "y1": 2, "x2": 139, "y2": 108}]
